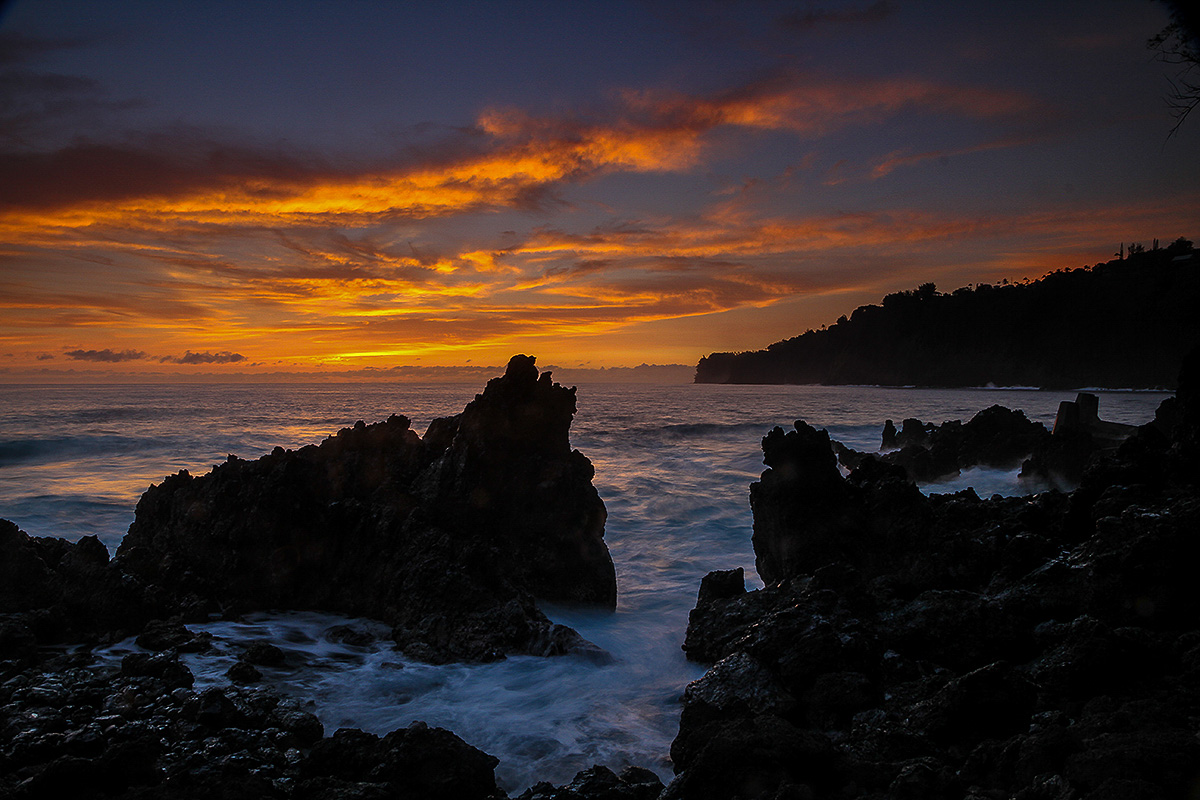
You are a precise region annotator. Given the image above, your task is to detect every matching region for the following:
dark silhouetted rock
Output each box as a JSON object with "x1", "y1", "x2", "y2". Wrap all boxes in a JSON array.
[
  {"x1": 297, "y1": 722, "x2": 501, "y2": 800},
  {"x1": 242, "y1": 641, "x2": 286, "y2": 667},
  {"x1": 135, "y1": 618, "x2": 212, "y2": 652},
  {"x1": 114, "y1": 355, "x2": 614, "y2": 662},
  {"x1": 225, "y1": 661, "x2": 262, "y2": 683},
  {"x1": 845, "y1": 405, "x2": 1054, "y2": 485},
  {"x1": 750, "y1": 422, "x2": 868, "y2": 584},
  {"x1": 672, "y1": 348, "x2": 1200, "y2": 799},
  {"x1": 515, "y1": 764, "x2": 665, "y2": 800},
  {"x1": 0, "y1": 655, "x2": 401, "y2": 800},
  {"x1": 0, "y1": 521, "x2": 159, "y2": 654}
]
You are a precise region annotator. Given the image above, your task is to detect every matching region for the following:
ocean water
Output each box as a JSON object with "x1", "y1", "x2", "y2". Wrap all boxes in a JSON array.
[{"x1": 0, "y1": 381, "x2": 1168, "y2": 791}]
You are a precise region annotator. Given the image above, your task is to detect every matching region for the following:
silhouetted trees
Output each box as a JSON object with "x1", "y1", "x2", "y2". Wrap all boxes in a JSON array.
[
  {"x1": 1149, "y1": 0, "x2": 1200, "y2": 134},
  {"x1": 695, "y1": 239, "x2": 1199, "y2": 389}
]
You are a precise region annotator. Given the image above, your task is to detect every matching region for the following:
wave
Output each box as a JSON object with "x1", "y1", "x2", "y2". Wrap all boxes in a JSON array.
[
  {"x1": 0, "y1": 434, "x2": 145, "y2": 466},
  {"x1": 578, "y1": 420, "x2": 777, "y2": 443},
  {"x1": 656, "y1": 421, "x2": 774, "y2": 437},
  {"x1": 979, "y1": 384, "x2": 1042, "y2": 391},
  {"x1": 94, "y1": 609, "x2": 688, "y2": 793},
  {"x1": 917, "y1": 465, "x2": 1030, "y2": 498}
]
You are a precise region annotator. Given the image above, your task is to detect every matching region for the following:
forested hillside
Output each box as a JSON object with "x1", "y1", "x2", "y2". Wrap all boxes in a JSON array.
[{"x1": 695, "y1": 238, "x2": 1199, "y2": 389}]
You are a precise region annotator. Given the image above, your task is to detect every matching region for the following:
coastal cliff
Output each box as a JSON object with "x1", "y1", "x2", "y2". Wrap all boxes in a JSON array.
[{"x1": 696, "y1": 239, "x2": 1198, "y2": 389}]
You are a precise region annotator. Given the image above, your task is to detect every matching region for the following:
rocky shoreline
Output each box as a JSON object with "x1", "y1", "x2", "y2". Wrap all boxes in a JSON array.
[
  {"x1": 4, "y1": 351, "x2": 1199, "y2": 798},
  {"x1": 669, "y1": 349, "x2": 1200, "y2": 799},
  {"x1": 2, "y1": 356, "x2": 624, "y2": 798}
]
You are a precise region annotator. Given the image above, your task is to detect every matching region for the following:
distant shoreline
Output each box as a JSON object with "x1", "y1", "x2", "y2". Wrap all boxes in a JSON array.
[{"x1": 695, "y1": 241, "x2": 1199, "y2": 391}]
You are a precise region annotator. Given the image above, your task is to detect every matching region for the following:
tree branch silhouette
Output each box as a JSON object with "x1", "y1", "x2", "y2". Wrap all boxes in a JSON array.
[{"x1": 1149, "y1": 1, "x2": 1200, "y2": 136}]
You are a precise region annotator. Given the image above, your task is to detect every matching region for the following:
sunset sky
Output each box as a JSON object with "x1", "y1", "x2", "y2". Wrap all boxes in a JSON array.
[{"x1": 2, "y1": 0, "x2": 1198, "y2": 380}]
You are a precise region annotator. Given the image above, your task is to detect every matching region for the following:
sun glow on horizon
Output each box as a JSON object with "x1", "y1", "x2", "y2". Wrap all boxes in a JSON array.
[{"x1": 1, "y1": 3, "x2": 1197, "y2": 381}]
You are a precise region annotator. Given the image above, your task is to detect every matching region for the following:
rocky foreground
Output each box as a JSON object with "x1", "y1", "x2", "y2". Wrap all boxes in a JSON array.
[
  {"x1": 671, "y1": 350, "x2": 1200, "y2": 799},
  {"x1": 4, "y1": 351, "x2": 1200, "y2": 798},
  {"x1": 1, "y1": 356, "x2": 629, "y2": 798}
]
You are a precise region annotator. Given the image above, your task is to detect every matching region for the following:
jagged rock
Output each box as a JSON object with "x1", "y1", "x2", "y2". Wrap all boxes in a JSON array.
[
  {"x1": 848, "y1": 405, "x2": 1053, "y2": 485},
  {"x1": 414, "y1": 354, "x2": 614, "y2": 606},
  {"x1": 695, "y1": 567, "x2": 745, "y2": 604},
  {"x1": 135, "y1": 619, "x2": 212, "y2": 652},
  {"x1": 112, "y1": 355, "x2": 614, "y2": 663},
  {"x1": 672, "y1": 349, "x2": 1200, "y2": 799},
  {"x1": 750, "y1": 422, "x2": 867, "y2": 584},
  {"x1": 881, "y1": 419, "x2": 898, "y2": 449},
  {"x1": 857, "y1": 392, "x2": 1157, "y2": 493},
  {"x1": 241, "y1": 642, "x2": 286, "y2": 667},
  {"x1": 1019, "y1": 392, "x2": 1169, "y2": 490},
  {"x1": 297, "y1": 722, "x2": 502, "y2": 800},
  {"x1": 120, "y1": 651, "x2": 194, "y2": 688},
  {"x1": 0, "y1": 658, "x2": 390, "y2": 800},
  {"x1": 0, "y1": 522, "x2": 158, "y2": 652},
  {"x1": 682, "y1": 652, "x2": 796, "y2": 718},
  {"x1": 516, "y1": 764, "x2": 665, "y2": 800}
]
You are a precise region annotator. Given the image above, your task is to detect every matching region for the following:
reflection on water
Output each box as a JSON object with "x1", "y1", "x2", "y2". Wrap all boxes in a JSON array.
[{"x1": 11, "y1": 381, "x2": 1169, "y2": 791}]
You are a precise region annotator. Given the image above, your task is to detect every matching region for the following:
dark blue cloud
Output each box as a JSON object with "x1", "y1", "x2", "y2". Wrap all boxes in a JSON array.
[
  {"x1": 64, "y1": 348, "x2": 147, "y2": 362},
  {"x1": 161, "y1": 351, "x2": 247, "y2": 364}
]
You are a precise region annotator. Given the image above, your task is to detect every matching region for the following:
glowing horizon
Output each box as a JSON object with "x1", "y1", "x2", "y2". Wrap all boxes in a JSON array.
[{"x1": 1, "y1": 1, "x2": 1198, "y2": 381}]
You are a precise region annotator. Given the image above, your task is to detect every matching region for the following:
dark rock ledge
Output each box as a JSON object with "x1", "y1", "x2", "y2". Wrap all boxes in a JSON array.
[{"x1": 669, "y1": 348, "x2": 1200, "y2": 800}]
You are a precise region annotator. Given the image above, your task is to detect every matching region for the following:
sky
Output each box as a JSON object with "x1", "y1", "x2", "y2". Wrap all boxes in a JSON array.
[{"x1": 1, "y1": 0, "x2": 1198, "y2": 380}]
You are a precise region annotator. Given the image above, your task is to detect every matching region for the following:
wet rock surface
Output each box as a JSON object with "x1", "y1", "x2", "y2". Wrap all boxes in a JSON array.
[
  {"x1": 0, "y1": 651, "x2": 508, "y2": 800},
  {"x1": 673, "y1": 352, "x2": 1200, "y2": 799}
]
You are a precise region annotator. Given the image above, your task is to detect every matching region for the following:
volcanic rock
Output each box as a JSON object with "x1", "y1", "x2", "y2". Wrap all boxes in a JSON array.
[
  {"x1": 114, "y1": 354, "x2": 614, "y2": 663},
  {"x1": 672, "y1": 349, "x2": 1200, "y2": 799},
  {"x1": 848, "y1": 405, "x2": 1053, "y2": 484},
  {"x1": 0, "y1": 523, "x2": 158, "y2": 655},
  {"x1": 0, "y1": 652, "x2": 509, "y2": 800}
]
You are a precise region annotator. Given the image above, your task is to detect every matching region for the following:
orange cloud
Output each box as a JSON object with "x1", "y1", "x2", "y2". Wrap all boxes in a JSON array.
[
  {"x1": 0, "y1": 71, "x2": 1042, "y2": 240},
  {"x1": 5, "y1": 190, "x2": 1195, "y2": 373},
  {"x1": 4, "y1": 69, "x2": 1181, "y2": 375},
  {"x1": 868, "y1": 134, "x2": 1042, "y2": 180},
  {"x1": 621, "y1": 72, "x2": 1039, "y2": 138}
]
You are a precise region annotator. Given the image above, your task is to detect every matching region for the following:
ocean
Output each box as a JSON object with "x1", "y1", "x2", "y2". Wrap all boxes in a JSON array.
[{"x1": 0, "y1": 381, "x2": 1170, "y2": 791}]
